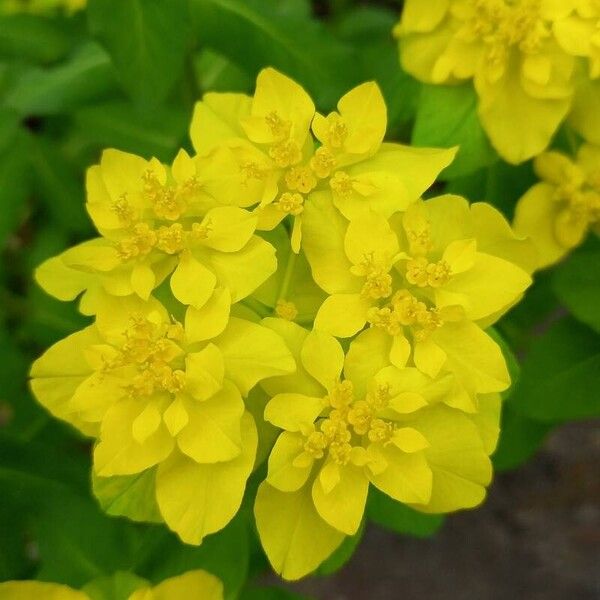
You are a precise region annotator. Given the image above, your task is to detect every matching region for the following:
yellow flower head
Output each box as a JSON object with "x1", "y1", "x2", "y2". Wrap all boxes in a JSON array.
[
  {"x1": 36, "y1": 148, "x2": 276, "y2": 311},
  {"x1": 395, "y1": 0, "x2": 589, "y2": 163},
  {"x1": 514, "y1": 143, "x2": 600, "y2": 267},
  {"x1": 255, "y1": 320, "x2": 501, "y2": 580},
  {"x1": 30, "y1": 293, "x2": 295, "y2": 544},
  {"x1": 191, "y1": 67, "x2": 456, "y2": 252},
  {"x1": 307, "y1": 193, "x2": 532, "y2": 399},
  {"x1": 0, "y1": 570, "x2": 223, "y2": 600}
]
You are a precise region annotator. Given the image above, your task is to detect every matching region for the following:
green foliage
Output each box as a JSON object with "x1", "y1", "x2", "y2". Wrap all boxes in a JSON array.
[
  {"x1": 0, "y1": 0, "x2": 598, "y2": 594},
  {"x1": 507, "y1": 317, "x2": 600, "y2": 422},
  {"x1": 88, "y1": 0, "x2": 192, "y2": 107},
  {"x1": 189, "y1": 0, "x2": 361, "y2": 109},
  {"x1": 413, "y1": 84, "x2": 498, "y2": 180},
  {"x1": 553, "y1": 246, "x2": 600, "y2": 333},
  {"x1": 367, "y1": 488, "x2": 445, "y2": 538}
]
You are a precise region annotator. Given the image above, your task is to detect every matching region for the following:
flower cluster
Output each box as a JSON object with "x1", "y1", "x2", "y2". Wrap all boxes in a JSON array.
[
  {"x1": 0, "y1": 569, "x2": 223, "y2": 599},
  {"x1": 514, "y1": 143, "x2": 600, "y2": 267},
  {"x1": 31, "y1": 68, "x2": 533, "y2": 580},
  {"x1": 395, "y1": 0, "x2": 600, "y2": 164}
]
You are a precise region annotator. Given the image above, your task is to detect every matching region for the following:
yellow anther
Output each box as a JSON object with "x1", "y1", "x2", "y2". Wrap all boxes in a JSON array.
[
  {"x1": 406, "y1": 227, "x2": 433, "y2": 256},
  {"x1": 310, "y1": 147, "x2": 336, "y2": 178},
  {"x1": 391, "y1": 290, "x2": 427, "y2": 325},
  {"x1": 406, "y1": 257, "x2": 451, "y2": 288},
  {"x1": 325, "y1": 114, "x2": 348, "y2": 149},
  {"x1": 347, "y1": 400, "x2": 373, "y2": 436},
  {"x1": 166, "y1": 321, "x2": 185, "y2": 342},
  {"x1": 367, "y1": 306, "x2": 402, "y2": 336},
  {"x1": 117, "y1": 223, "x2": 157, "y2": 261},
  {"x1": 275, "y1": 192, "x2": 304, "y2": 216},
  {"x1": 368, "y1": 419, "x2": 394, "y2": 444},
  {"x1": 329, "y1": 441, "x2": 352, "y2": 465},
  {"x1": 275, "y1": 299, "x2": 298, "y2": 321},
  {"x1": 189, "y1": 221, "x2": 211, "y2": 241},
  {"x1": 285, "y1": 166, "x2": 317, "y2": 194},
  {"x1": 304, "y1": 431, "x2": 327, "y2": 459},
  {"x1": 329, "y1": 171, "x2": 354, "y2": 197},
  {"x1": 241, "y1": 161, "x2": 265, "y2": 181},
  {"x1": 370, "y1": 383, "x2": 390, "y2": 411},
  {"x1": 156, "y1": 223, "x2": 185, "y2": 254},
  {"x1": 111, "y1": 194, "x2": 134, "y2": 224},
  {"x1": 326, "y1": 380, "x2": 354, "y2": 410},
  {"x1": 265, "y1": 111, "x2": 290, "y2": 140},
  {"x1": 269, "y1": 140, "x2": 301, "y2": 168},
  {"x1": 361, "y1": 269, "x2": 393, "y2": 300}
]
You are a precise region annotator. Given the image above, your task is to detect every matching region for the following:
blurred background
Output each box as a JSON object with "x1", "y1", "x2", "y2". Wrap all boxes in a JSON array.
[{"x1": 0, "y1": 0, "x2": 598, "y2": 598}]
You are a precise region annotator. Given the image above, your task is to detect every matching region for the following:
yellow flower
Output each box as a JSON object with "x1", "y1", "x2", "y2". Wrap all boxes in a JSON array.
[
  {"x1": 191, "y1": 67, "x2": 456, "y2": 252},
  {"x1": 0, "y1": 570, "x2": 223, "y2": 600},
  {"x1": 254, "y1": 320, "x2": 501, "y2": 580},
  {"x1": 554, "y1": 0, "x2": 600, "y2": 78},
  {"x1": 30, "y1": 293, "x2": 295, "y2": 544},
  {"x1": 306, "y1": 194, "x2": 532, "y2": 400},
  {"x1": 395, "y1": 0, "x2": 583, "y2": 164},
  {"x1": 35, "y1": 148, "x2": 276, "y2": 310},
  {"x1": 514, "y1": 144, "x2": 600, "y2": 268}
]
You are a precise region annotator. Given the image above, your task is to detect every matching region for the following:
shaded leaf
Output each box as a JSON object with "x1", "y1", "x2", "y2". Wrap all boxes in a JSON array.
[
  {"x1": 413, "y1": 84, "x2": 498, "y2": 180},
  {"x1": 88, "y1": 0, "x2": 191, "y2": 107}
]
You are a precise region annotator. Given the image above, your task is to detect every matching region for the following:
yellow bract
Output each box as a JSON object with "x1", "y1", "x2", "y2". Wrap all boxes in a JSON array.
[
  {"x1": 255, "y1": 322, "x2": 501, "y2": 580},
  {"x1": 191, "y1": 67, "x2": 456, "y2": 252},
  {"x1": 514, "y1": 143, "x2": 600, "y2": 268},
  {"x1": 36, "y1": 148, "x2": 275, "y2": 310},
  {"x1": 30, "y1": 67, "x2": 528, "y2": 582},
  {"x1": 395, "y1": 0, "x2": 600, "y2": 163},
  {"x1": 305, "y1": 194, "x2": 532, "y2": 402},
  {"x1": 31, "y1": 292, "x2": 294, "y2": 544},
  {"x1": 0, "y1": 570, "x2": 223, "y2": 600}
]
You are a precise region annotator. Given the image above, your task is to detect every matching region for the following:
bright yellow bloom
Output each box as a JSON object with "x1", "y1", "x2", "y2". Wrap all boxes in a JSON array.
[
  {"x1": 191, "y1": 68, "x2": 456, "y2": 252},
  {"x1": 306, "y1": 194, "x2": 532, "y2": 400},
  {"x1": 0, "y1": 570, "x2": 223, "y2": 600},
  {"x1": 514, "y1": 144, "x2": 600, "y2": 268},
  {"x1": 255, "y1": 320, "x2": 501, "y2": 580},
  {"x1": 395, "y1": 0, "x2": 584, "y2": 164},
  {"x1": 36, "y1": 148, "x2": 275, "y2": 310},
  {"x1": 30, "y1": 293, "x2": 294, "y2": 544},
  {"x1": 1, "y1": 0, "x2": 85, "y2": 13}
]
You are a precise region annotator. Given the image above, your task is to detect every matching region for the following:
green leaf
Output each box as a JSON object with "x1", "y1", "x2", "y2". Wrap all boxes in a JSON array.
[
  {"x1": 367, "y1": 488, "x2": 445, "y2": 537},
  {"x1": 507, "y1": 317, "x2": 600, "y2": 422},
  {"x1": 92, "y1": 469, "x2": 163, "y2": 525},
  {"x1": 0, "y1": 433, "x2": 88, "y2": 496},
  {"x1": 83, "y1": 571, "x2": 148, "y2": 600},
  {"x1": 553, "y1": 248, "x2": 600, "y2": 333},
  {"x1": 4, "y1": 42, "x2": 116, "y2": 116},
  {"x1": 0, "y1": 14, "x2": 72, "y2": 64},
  {"x1": 333, "y1": 5, "x2": 397, "y2": 43},
  {"x1": 413, "y1": 84, "x2": 498, "y2": 180},
  {"x1": 0, "y1": 130, "x2": 30, "y2": 246},
  {"x1": 73, "y1": 100, "x2": 188, "y2": 162},
  {"x1": 487, "y1": 327, "x2": 520, "y2": 399},
  {"x1": 194, "y1": 49, "x2": 252, "y2": 94},
  {"x1": 189, "y1": 0, "x2": 361, "y2": 109},
  {"x1": 316, "y1": 521, "x2": 364, "y2": 576},
  {"x1": 139, "y1": 513, "x2": 249, "y2": 600},
  {"x1": 88, "y1": 0, "x2": 191, "y2": 107},
  {"x1": 34, "y1": 493, "x2": 142, "y2": 587},
  {"x1": 492, "y1": 405, "x2": 554, "y2": 472},
  {"x1": 27, "y1": 134, "x2": 90, "y2": 234}
]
